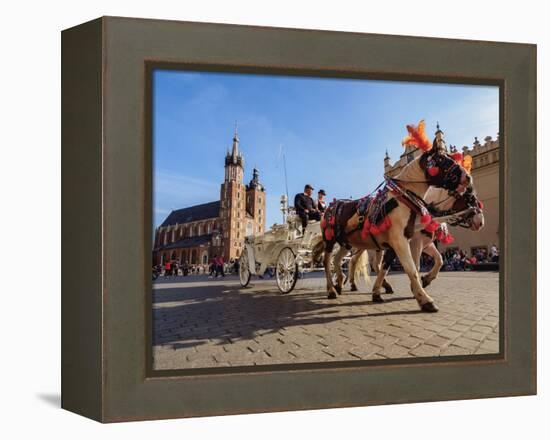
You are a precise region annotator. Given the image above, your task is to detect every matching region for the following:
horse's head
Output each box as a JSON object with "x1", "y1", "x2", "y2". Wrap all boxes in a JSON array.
[
  {"x1": 420, "y1": 149, "x2": 470, "y2": 194},
  {"x1": 426, "y1": 182, "x2": 484, "y2": 231},
  {"x1": 450, "y1": 184, "x2": 485, "y2": 231}
]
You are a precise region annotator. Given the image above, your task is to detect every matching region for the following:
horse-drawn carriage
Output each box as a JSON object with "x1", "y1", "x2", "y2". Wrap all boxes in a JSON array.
[{"x1": 238, "y1": 200, "x2": 325, "y2": 294}]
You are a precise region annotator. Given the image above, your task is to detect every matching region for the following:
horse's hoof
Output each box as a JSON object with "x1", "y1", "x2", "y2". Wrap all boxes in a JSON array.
[
  {"x1": 421, "y1": 276, "x2": 431, "y2": 288},
  {"x1": 335, "y1": 285, "x2": 342, "y2": 295},
  {"x1": 327, "y1": 292, "x2": 338, "y2": 299},
  {"x1": 421, "y1": 302, "x2": 439, "y2": 313},
  {"x1": 350, "y1": 284, "x2": 358, "y2": 292},
  {"x1": 372, "y1": 294, "x2": 384, "y2": 303},
  {"x1": 384, "y1": 286, "x2": 394, "y2": 294}
]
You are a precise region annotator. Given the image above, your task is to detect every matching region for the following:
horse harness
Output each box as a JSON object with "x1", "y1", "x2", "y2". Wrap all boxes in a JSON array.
[{"x1": 323, "y1": 178, "x2": 432, "y2": 251}]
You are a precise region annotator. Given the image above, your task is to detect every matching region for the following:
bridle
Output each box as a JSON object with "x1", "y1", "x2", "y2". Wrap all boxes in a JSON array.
[{"x1": 428, "y1": 187, "x2": 483, "y2": 228}]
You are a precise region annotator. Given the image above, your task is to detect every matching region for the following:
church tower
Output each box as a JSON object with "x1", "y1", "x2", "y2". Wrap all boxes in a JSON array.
[
  {"x1": 220, "y1": 127, "x2": 246, "y2": 260},
  {"x1": 246, "y1": 167, "x2": 266, "y2": 236}
]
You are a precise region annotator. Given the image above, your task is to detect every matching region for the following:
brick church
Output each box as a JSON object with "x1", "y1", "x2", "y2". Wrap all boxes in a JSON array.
[{"x1": 153, "y1": 130, "x2": 266, "y2": 266}]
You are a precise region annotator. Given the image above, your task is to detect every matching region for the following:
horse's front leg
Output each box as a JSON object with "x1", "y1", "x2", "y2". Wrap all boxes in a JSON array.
[
  {"x1": 381, "y1": 251, "x2": 395, "y2": 294},
  {"x1": 371, "y1": 248, "x2": 395, "y2": 302},
  {"x1": 324, "y1": 248, "x2": 339, "y2": 299},
  {"x1": 333, "y1": 246, "x2": 348, "y2": 295},
  {"x1": 421, "y1": 242, "x2": 444, "y2": 288},
  {"x1": 390, "y1": 236, "x2": 438, "y2": 312},
  {"x1": 349, "y1": 249, "x2": 364, "y2": 291}
]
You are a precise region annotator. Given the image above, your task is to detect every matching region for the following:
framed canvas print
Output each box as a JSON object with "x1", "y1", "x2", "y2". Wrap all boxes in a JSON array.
[{"x1": 61, "y1": 16, "x2": 536, "y2": 422}]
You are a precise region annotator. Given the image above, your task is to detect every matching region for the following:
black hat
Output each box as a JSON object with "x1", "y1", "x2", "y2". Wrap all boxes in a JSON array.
[
  {"x1": 304, "y1": 184, "x2": 314, "y2": 191},
  {"x1": 318, "y1": 189, "x2": 326, "y2": 195}
]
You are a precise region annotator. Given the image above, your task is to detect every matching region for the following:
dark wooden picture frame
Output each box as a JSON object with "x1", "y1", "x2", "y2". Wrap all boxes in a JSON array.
[{"x1": 62, "y1": 16, "x2": 536, "y2": 422}]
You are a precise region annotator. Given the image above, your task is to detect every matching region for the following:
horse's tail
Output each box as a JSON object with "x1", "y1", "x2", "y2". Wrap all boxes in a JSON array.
[
  {"x1": 354, "y1": 250, "x2": 372, "y2": 290},
  {"x1": 311, "y1": 235, "x2": 325, "y2": 265}
]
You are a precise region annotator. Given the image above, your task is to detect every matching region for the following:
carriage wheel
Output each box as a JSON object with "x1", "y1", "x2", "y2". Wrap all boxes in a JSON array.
[
  {"x1": 276, "y1": 247, "x2": 298, "y2": 294},
  {"x1": 239, "y1": 248, "x2": 251, "y2": 287}
]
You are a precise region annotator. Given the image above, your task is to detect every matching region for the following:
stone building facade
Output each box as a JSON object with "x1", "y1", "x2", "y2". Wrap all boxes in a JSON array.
[
  {"x1": 384, "y1": 133, "x2": 500, "y2": 256},
  {"x1": 153, "y1": 131, "x2": 266, "y2": 265}
]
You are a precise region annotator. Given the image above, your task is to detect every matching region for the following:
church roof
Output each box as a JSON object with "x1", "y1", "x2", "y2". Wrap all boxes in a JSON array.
[
  {"x1": 160, "y1": 201, "x2": 220, "y2": 227},
  {"x1": 156, "y1": 234, "x2": 213, "y2": 250}
]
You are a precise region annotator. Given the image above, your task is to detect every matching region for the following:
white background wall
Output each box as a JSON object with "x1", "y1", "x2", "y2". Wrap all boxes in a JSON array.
[{"x1": 0, "y1": 0, "x2": 546, "y2": 438}]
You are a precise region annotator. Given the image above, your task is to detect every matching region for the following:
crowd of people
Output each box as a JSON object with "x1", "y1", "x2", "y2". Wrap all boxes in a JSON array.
[
  {"x1": 442, "y1": 244, "x2": 499, "y2": 271},
  {"x1": 152, "y1": 256, "x2": 242, "y2": 280},
  {"x1": 385, "y1": 244, "x2": 500, "y2": 273}
]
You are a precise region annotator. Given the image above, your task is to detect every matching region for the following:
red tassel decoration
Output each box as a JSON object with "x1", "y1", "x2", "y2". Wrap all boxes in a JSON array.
[
  {"x1": 370, "y1": 225, "x2": 380, "y2": 235},
  {"x1": 441, "y1": 235, "x2": 454, "y2": 245},
  {"x1": 436, "y1": 230, "x2": 445, "y2": 241},
  {"x1": 361, "y1": 219, "x2": 371, "y2": 240},
  {"x1": 325, "y1": 228, "x2": 334, "y2": 241},
  {"x1": 421, "y1": 214, "x2": 432, "y2": 225},
  {"x1": 329, "y1": 216, "x2": 336, "y2": 226},
  {"x1": 425, "y1": 221, "x2": 439, "y2": 233},
  {"x1": 378, "y1": 222, "x2": 387, "y2": 233},
  {"x1": 427, "y1": 166, "x2": 440, "y2": 176},
  {"x1": 478, "y1": 200, "x2": 484, "y2": 209}
]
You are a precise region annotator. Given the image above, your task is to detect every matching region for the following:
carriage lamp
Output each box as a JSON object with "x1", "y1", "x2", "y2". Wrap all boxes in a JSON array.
[{"x1": 280, "y1": 194, "x2": 288, "y2": 222}]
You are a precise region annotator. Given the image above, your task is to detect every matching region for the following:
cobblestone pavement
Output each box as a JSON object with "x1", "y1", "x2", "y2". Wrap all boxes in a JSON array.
[{"x1": 152, "y1": 272, "x2": 500, "y2": 370}]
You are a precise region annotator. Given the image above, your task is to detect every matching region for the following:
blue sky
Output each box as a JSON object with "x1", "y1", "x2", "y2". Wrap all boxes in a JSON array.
[{"x1": 153, "y1": 70, "x2": 499, "y2": 229}]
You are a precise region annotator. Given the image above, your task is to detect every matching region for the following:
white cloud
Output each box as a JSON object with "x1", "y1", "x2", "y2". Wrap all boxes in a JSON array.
[{"x1": 154, "y1": 170, "x2": 219, "y2": 206}]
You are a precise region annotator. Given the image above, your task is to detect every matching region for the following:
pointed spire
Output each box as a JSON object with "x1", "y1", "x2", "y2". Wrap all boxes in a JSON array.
[
  {"x1": 248, "y1": 166, "x2": 264, "y2": 191},
  {"x1": 231, "y1": 121, "x2": 239, "y2": 159},
  {"x1": 225, "y1": 122, "x2": 244, "y2": 169},
  {"x1": 384, "y1": 149, "x2": 390, "y2": 160}
]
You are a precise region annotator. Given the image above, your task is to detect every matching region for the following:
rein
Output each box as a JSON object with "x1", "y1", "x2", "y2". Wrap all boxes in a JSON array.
[{"x1": 385, "y1": 178, "x2": 430, "y2": 216}]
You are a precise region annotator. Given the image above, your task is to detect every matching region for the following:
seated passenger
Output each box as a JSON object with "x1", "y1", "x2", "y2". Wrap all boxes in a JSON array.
[
  {"x1": 294, "y1": 184, "x2": 321, "y2": 230},
  {"x1": 316, "y1": 189, "x2": 327, "y2": 212}
]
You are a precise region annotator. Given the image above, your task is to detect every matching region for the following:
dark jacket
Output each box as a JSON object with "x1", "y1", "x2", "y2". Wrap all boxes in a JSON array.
[{"x1": 294, "y1": 193, "x2": 316, "y2": 214}]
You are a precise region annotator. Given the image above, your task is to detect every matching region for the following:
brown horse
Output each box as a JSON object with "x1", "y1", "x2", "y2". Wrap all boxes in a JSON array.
[
  {"x1": 348, "y1": 184, "x2": 485, "y2": 295},
  {"x1": 317, "y1": 145, "x2": 471, "y2": 313}
]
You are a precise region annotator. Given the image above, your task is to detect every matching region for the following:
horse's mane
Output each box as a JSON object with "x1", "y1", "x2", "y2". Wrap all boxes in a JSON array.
[{"x1": 394, "y1": 154, "x2": 425, "y2": 182}]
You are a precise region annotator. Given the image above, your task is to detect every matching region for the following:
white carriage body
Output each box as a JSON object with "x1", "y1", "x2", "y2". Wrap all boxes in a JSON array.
[
  {"x1": 243, "y1": 210, "x2": 321, "y2": 276},
  {"x1": 238, "y1": 207, "x2": 327, "y2": 293}
]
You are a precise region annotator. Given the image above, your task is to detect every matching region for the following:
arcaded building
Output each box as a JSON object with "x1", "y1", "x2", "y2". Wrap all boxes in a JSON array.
[
  {"x1": 384, "y1": 133, "x2": 500, "y2": 256},
  {"x1": 153, "y1": 131, "x2": 266, "y2": 265}
]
